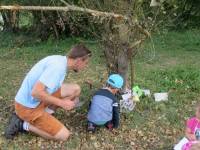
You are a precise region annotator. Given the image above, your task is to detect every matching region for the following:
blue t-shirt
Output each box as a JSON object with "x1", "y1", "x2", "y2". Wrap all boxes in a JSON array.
[{"x1": 15, "y1": 55, "x2": 67, "y2": 108}]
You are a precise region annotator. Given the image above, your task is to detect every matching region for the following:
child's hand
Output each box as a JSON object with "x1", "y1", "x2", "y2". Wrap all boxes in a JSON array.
[
  {"x1": 186, "y1": 127, "x2": 197, "y2": 141},
  {"x1": 106, "y1": 122, "x2": 113, "y2": 131},
  {"x1": 191, "y1": 135, "x2": 197, "y2": 141},
  {"x1": 186, "y1": 133, "x2": 196, "y2": 141}
]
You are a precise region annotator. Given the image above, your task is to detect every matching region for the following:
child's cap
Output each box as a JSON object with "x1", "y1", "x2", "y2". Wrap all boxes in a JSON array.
[{"x1": 107, "y1": 74, "x2": 124, "y2": 89}]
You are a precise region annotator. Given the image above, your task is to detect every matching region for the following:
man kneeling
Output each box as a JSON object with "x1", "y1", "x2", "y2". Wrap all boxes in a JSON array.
[{"x1": 5, "y1": 44, "x2": 91, "y2": 141}]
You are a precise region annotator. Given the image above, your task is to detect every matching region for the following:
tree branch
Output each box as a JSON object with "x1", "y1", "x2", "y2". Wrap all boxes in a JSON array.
[{"x1": 0, "y1": 5, "x2": 127, "y2": 20}]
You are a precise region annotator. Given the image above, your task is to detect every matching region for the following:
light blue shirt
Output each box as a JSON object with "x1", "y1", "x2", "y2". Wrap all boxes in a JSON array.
[{"x1": 15, "y1": 55, "x2": 67, "y2": 108}]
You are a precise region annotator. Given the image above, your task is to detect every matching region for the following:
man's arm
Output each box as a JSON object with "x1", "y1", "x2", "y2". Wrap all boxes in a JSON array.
[{"x1": 31, "y1": 81, "x2": 75, "y2": 110}]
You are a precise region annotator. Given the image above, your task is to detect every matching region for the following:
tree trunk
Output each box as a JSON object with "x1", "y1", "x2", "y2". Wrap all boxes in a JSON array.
[
  {"x1": 117, "y1": 48, "x2": 129, "y2": 90},
  {"x1": 1, "y1": 10, "x2": 19, "y2": 32},
  {"x1": 11, "y1": 10, "x2": 19, "y2": 32},
  {"x1": 52, "y1": 22, "x2": 59, "y2": 39},
  {"x1": 103, "y1": 41, "x2": 130, "y2": 90},
  {"x1": 103, "y1": 42, "x2": 118, "y2": 74},
  {"x1": 2, "y1": 11, "x2": 12, "y2": 32}
]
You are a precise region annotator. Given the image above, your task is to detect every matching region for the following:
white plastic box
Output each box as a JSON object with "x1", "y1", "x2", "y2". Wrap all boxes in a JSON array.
[{"x1": 154, "y1": 92, "x2": 168, "y2": 102}]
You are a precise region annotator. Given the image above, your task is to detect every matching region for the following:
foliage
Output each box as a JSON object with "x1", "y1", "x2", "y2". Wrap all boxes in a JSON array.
[
  {"x1": 1, "y1": 0, "x2": 199, "y2": 36},
  {"x1": 1, "y1": 29, "x2": 200, "y2": 149},
  {"x1": 146, "y1": 0, "x2": 200, "y2": 29}
]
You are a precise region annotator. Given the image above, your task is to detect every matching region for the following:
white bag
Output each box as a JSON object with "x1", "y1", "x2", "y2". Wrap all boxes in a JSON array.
[
  {"x1": 174, "y1": 137, "x2": 189, "y2": 150},
  {"x1": 120, "y1": 90, "x2": 136, "y2": 112}
]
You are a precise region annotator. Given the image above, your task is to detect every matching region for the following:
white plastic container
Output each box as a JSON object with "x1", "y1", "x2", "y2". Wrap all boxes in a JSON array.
[{"x1": 154, "y1": 92, "x2": 168, "y2": 102}]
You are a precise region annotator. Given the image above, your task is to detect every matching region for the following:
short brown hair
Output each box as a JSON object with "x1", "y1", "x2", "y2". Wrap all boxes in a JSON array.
[{"x1": 68, "y1": 44, "x2": 91, "y2": 59}]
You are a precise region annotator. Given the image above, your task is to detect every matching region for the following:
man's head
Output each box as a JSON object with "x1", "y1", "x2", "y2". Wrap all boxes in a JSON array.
[
  {"x1": 68, "y1": 44, "x2": 92, "y2": 72},
  {"x1": 106, "y1": 74, "x2": 124, "y2": 94}
]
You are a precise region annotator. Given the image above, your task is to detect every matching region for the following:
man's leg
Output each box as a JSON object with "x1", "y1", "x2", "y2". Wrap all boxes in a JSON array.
[
  {"x1": 37, "y1": 83, "x2": 80, "y2": 140},
  {"x1": 5, "y1": 113, "x2": 24, "y2": 139},
  {"x1": 25, "y1": 110, "x2": 71, "y2": 141},
  {"x1": 5, "y1": 102, "x2": 71, "y2": 141},
  {"x1": 29, "y1": 124, "x2": 71, "y2": 141},
  {"x1": 33, "y1": 83, "x2": 80, "y2": 140},
  {"x1": 61, "y1": 83, "x2": 81, "y2": 99},
  {"x1": 5, "y1": 84, "x2": 80, "y2": 140},
  {"x1": 5, "y1": 111, "x2": 71, "y2": 141},
  {"x1": 48, "y1": 83, "x2": 81, "y2": 111}
]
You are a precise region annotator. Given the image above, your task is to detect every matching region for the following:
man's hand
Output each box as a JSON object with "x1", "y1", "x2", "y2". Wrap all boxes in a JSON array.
[{"x1": 60, "y1": 99, "x2": 76, "y2": 111}]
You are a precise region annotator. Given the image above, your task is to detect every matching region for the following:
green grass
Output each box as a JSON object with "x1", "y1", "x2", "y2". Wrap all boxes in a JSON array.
[{"x1": 0, "y1": 29, "x2": 200, "y2": 149}]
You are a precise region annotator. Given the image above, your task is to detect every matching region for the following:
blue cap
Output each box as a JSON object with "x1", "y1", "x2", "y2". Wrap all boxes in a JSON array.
[{"x1": 107, "y1": 74, "x2": 124, "y2": 89}]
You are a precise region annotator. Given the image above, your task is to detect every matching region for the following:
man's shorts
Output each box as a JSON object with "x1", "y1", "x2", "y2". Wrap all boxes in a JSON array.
[{"x1": 15, "y1": 88, "x2": 64, "y2": 136}]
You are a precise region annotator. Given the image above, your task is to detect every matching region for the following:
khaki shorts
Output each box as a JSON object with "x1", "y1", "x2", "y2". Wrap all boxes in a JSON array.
[{"x1": 15, "y1": 89, "x2": 64, "y2": 136}]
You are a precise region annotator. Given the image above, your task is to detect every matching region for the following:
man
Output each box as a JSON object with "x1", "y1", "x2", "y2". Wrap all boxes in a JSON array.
[{"x1": 5, "y1": 44, "x2": 91, "y2": 141}]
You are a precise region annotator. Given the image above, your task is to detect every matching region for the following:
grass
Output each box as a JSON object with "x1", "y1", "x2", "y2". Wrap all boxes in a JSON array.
[{"x1": 0, "y1": 29, "x2": 200, "y2": 149}]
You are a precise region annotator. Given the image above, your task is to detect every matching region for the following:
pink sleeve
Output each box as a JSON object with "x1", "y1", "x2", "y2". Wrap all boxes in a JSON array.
[
  {"x1": 182, "y1": 141, "x2": 193, "y2": 150},
  {"x1": 182, "y1": 141, "x2": 197, "y2": 150},
  {"x1": 186, "y1": 118, "x2": 195, "y2": 133}
]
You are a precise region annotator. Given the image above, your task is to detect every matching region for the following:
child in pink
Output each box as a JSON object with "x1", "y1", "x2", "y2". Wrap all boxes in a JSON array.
[{"x1": 182, "y1": 104, "x2": 200, "y2": 150}]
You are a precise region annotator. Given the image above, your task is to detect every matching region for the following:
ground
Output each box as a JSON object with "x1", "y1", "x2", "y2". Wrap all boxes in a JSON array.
[{"x1": 0, "y1": 29, "x2": 200, "y2": 150}]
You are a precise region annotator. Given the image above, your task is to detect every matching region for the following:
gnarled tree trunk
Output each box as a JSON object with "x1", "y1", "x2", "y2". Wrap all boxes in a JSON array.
[{"x1": 1, "y1": 10, "x2": 19, "y2": 32}]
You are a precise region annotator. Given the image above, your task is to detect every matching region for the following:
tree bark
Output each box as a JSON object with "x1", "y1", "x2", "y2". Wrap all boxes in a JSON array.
[
  {"x1": 1, "y1": 10, "x2": 19, "y2": 32},
  {"x1": 1, "y1": 11, "x2": 12, "y2": 31},
  {"x1": 118, "y1": 48, "x2": 129, "y2": 90}
]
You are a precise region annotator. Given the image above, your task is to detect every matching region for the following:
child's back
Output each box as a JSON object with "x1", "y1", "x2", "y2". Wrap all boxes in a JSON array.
[
  {"x1": 87, "y1": 74, "x2": 124, "y2": 132},
  {"x1": 87, "y1": 88, "x2": 119, "y2": 126}
]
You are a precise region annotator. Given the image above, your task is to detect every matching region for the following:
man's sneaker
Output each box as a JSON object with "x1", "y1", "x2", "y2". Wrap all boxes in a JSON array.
[
  {"x1": 5, "y1": 113, "x2": 24, "y2": 139},
  {"x1": 87, "y1": 122, "x2": 96, "y2": 133}
]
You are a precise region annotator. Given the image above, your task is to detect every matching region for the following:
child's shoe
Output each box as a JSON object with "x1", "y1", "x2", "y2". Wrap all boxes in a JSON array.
[
  {"x1": 105, "y1": 121, "x2": 113, "y2": 131},
  {"x1": 87, "y1": 122, "x2": 96, "y2": 133}
]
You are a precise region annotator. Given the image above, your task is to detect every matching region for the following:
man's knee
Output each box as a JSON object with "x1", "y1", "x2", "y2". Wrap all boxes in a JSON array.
[
  {"x1": 61, "y1": 83, "x2": 81, "y2": 98},
  {"x1": 54, "y1": 126, "x2": 71, "y2": 141},
  {"x1": 74, "y1": 84, "x2": 81, "y2": 96}
]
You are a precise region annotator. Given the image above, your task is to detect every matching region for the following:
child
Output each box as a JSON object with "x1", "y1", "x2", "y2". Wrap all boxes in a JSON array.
[
  {"x1": 87, "y1": 74, "x2": 124, "y2": 132},
  {"x1": 185, "y1": 104, "x2": 200, "y2": 140},
  {"x1": 182, "y1": 103, "x2": 200, "y2": 150}
]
